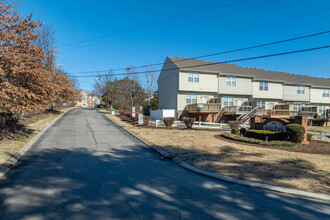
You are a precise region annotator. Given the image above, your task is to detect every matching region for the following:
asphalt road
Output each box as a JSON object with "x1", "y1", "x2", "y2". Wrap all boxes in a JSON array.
[{"x1": 0, "y1": 108, "x2": 329, "y2": 219}]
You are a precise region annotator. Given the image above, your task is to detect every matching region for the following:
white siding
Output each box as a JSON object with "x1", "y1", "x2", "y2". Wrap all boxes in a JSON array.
[
  {"x1": 283, "y1": 85, "x2": 310, "y2": 102},
  {"x1": 252, "y1": 81, "x2": 283, "y2": 100},
  {"x1": 310, "y1": 88, "x2": 330, "y2": 104},
  {"x1": 218, "y1": 76, "x2": 253, "y2": 95},
  {"x1": 179, "y1": 71, "x2": 217, "y2": 92}
]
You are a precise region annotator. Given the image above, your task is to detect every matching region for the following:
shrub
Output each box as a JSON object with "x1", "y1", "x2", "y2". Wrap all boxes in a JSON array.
[
  {"x1": 183, "y1": 117, "x2": 195, "y2": 129},
  {"x1": 144, "y1": 116, "x2": 151, "y2": 126},
  {"x1": 163, "y1": 117, "x2": 175, "y2": 127},
  {"x1": 307, "y1": 133, "x2": 313, "y2": 141},
  {"x1": 246, "y1": 129, "x2": 288, "y2": 141},
  {"x1": 286, "y1": 124, "x2": 305, "y2": 143},
  {"x1": 221, "y1": 133, "x2": 296, "y2": 147},
  {"x1": 231, "y1": 127, "x2": 239, "y2": 134},
  {"x1": 240, "y1": 128, "x2": 247, "y2": 135},
  {"x1": 229, "y1": 121, "x2": 241, "y2": 129}
]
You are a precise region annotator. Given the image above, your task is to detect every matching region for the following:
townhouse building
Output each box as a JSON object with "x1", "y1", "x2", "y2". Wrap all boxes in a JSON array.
[
  {"x1": 158, "y1": 57, "x2": 330, "y2": 123},
  {"x1": 76, "y1": 90, "x2": 100, "y2": 107}
]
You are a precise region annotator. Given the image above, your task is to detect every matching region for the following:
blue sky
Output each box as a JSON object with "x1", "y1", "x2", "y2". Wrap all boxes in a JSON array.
[{"x1": 20, "y1": 0, "x2": 330, "y2": 92}]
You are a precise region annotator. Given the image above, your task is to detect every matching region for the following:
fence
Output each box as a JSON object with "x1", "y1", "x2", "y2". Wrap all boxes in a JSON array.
[
  {"x1": 308, "y1": 131, "x2": 330, "y2": 141},
  {"x1": 149, "y1": 120, "x2": 250, "y2": 130}
]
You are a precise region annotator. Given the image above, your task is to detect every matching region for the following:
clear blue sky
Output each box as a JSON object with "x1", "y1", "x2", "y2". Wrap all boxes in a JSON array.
[{"x1": 19, "y1": 0, "x2": 330, "y2": 92}]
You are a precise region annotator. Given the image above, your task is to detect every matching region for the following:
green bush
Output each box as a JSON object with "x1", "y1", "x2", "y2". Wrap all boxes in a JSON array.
[
  {"x1": 221, "y1": 132, "x2": 296, "y2": 147},
  {"x1": 246, "y1": 129, "x2": 288, "y2": 141},
  {"x1": 231, "y1": 127, "x2": 239, "y2": 134},
  {"x1": 307, "y1": 133, "x2": 313, "y2": 141},
  {"x1": 163, "y1": 117, "x2": 175, "y2": 127},
  {"x1": 183, "y1": 117, "x2": 195, "y2": 129},
  {"x1": 240, "y1": 128, "x2": 247, "y2": 135},
  {"x1": 286, "y1": 124, "x2": 305, "y2": 143}
]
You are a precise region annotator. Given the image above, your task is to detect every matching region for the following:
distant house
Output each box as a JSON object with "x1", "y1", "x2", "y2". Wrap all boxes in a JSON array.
[
  {"x1": 76, "y1": 90, "x2": 100, "y2": 107},
  {"x1": 158, "y1": 56, "x2": 330, "y2": 123}
]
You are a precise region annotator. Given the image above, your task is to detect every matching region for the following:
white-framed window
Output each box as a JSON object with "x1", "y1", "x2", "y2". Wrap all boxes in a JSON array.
[
  {"x1": 188, "y1": 72, "x2": 199, "y2": 83},
  {"x1": 223, "y1": 96, "x2": 234, "y2": 107},
  {"x1": 323, "y1": 89, "x2": 330, "y2": 97},
  {"x1": 269, "y1": 103, "x2": 275, "y2": 110},
  {"x1": 186, "y1": 93, "x2": 197, "y2": 104},
  {"x1": 257, "y1": 100, "x2": 266, "y2": 109},
  {"x1": 297, "y1": 85, "x2": 305, "y2": 94},
  {"x1": 226, "y1": 76, "x2": 236, "y2": 86},
  {"x1": 293, "y1": 104, "x2": 301, "y2": 112},
  {"x1": 259, "y1": 81, "x2": 268, "y2": 91},
  {"x1": 318, "y1": 105, "x2": 327, "y2": 115}
]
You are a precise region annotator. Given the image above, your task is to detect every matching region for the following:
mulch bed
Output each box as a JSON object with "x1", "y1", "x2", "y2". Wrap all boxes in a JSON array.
[{"x1": 216, "y1": 134, "x2": 330, "y2": 154}]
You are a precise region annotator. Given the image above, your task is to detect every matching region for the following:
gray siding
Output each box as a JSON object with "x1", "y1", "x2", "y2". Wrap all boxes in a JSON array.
[{"x1": 158, "y1": 57, "x2": 179, "y2": 112}]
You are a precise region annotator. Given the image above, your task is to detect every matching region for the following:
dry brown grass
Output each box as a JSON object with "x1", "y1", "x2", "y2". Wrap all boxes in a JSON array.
[
  {"x1": 108, "y1": 114, "x2": 330, "y2": 194},
  {"x1": 0, "y1": 108, "x2": 73, "y2": 165},
  {"x1": 308, "y1": 126, "x2": 330, "y2": 134}
]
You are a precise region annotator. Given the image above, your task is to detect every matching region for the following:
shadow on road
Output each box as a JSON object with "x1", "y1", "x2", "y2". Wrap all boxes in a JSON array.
[{"x1": 0, "y1": 145, "x2": 329, "y2": 219}]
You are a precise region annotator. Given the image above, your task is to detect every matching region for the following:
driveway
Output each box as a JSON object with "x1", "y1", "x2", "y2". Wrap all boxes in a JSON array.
[{"x1": 0, "y1": 108, "x2": 329, "y2": 219}]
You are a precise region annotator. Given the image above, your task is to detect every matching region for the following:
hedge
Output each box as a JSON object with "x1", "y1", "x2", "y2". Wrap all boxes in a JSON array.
[
  {"x1": 286, "y1": 124, "x2": 305, "y2": 143},
  {"x1": 163, "y1": 117, "x2": 175, "y2": 127},
  {"x1": 183, "y1": 117, "x2": 195, "y2": 129},
  {"x1": 246, "y1": 129, "x2": 288, "y2": 141},
  {"x1": 221, "y1": 132, "x2": 296, "y2": 147}
]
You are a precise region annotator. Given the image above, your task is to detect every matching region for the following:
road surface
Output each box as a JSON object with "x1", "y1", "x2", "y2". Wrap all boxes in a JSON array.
[{"x1": 0, "y1": 108, "x2": 329, "y2": 219}]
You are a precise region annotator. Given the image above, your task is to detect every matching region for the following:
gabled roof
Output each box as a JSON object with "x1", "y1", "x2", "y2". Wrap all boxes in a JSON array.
[{"x1": 167, "y1": 56, "x2": 330, "y2": 88}]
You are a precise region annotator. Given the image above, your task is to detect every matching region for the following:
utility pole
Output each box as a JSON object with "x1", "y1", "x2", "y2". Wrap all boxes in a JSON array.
[
  {"x1": 132, "y1": 91, "x2": 136, "y2": 127},
  {"x1": 50, "y1": 49, "x2": 60, "y2": 72}
]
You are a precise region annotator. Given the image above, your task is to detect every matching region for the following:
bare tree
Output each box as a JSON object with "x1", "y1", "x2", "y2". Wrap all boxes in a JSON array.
[
  {"x1": 36, "y1": 23, "x2": 56, "y2": 71},
  {"x1": 144, "y1": 63, "x2": 157, "y2": 106}
]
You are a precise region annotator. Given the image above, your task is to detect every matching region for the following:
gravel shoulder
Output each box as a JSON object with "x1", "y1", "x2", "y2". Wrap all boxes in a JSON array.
[{"x1": 107, "y1": 114, "x2": 330, "y2": 194}]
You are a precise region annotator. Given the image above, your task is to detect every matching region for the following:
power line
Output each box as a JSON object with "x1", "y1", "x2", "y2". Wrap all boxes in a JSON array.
[
  {"x1": 68, "y1": 5, "x2": 330, "y2": 66},
  {"x1": 67, "y1": 30, "x2": 330, "y2": 75},
  {"x1": 67, "y1": 45, "x2": 330, "y2": 78}
]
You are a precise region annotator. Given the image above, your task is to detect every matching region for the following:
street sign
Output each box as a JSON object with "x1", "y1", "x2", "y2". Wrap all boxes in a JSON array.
[
  {"x1": 112, "y1": 108, "x2": 115, "y2": 115},
  {"x1": 138, "y1": 114, "x2": 143, "y2": 125},
  {"x1": 132, "y1": 107, "x2": 136, "y2": 118}
]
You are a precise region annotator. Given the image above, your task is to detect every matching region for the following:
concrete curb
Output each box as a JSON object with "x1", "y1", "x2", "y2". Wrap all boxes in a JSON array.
[
  {"x1": 104, "y1": 113, "x2": 330, "y2": 202},
  {"x1": 0, "y1": 108, "x2": 75, "y2": 179}
]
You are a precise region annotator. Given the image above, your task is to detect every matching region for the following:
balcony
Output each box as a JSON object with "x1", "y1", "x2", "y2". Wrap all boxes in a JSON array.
[
  {"x1": 186, "y1": 103, "x2": 221, "y2": 113},
  {"x1": 223, "y1": 106, "x2": 252, "y2": 115}
]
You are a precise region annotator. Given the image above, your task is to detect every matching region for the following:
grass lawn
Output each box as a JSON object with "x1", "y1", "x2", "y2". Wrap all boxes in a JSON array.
[
  {"x1": 308, "y1": 126, "x2": 330, "y2": 134},
  {"x1": 107, "y1": 114, "x2": 330, "y2": 194},
  {"x1": 0, "y1": 108, "x2": 73, "y2": 166}
]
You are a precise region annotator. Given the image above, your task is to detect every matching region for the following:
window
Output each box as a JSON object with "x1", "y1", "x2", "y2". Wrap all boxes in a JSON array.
[
  {"x1": 188, "y1": 72, "x2": 199, "y2": 83},
  {"x1": 269, "y1": 103, "x2": 274, "y2": 110},
  {"x1": 293, "y1": 104, "x2": 301, "y2": 112},
  {"x1": 257, "y1": 100, "x2": 265, "y2": 109},
  {"x1": 223, "y1": 96, "x2": 234, "y2": 107},
  {"x1": 297, "y1": 85, "x2": 305, "y2": 94},
  {"x1": 323, "y1": 89, "x2": 330, "y2": 97},
  {"x1": 226, "y1": 76, "x2": 236, "y2": 86},
  {"x1": 259, "y1": 81, "x2": 268, "y2": 91},
  {"x1": 318, "y1": 105, "x2": 327, "y2": 115},
  {"x1": 186, "y1": 93, "x2": 197, "y2": 104}
]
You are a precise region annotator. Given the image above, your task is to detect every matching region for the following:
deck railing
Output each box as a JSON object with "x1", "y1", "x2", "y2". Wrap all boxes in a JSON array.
[
  {"x1": 223, "y1": 106, "x2": 252, "y2": 114},
  {"x1": 186, "y1": 103, "x2": 221, "y2": 113}
]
